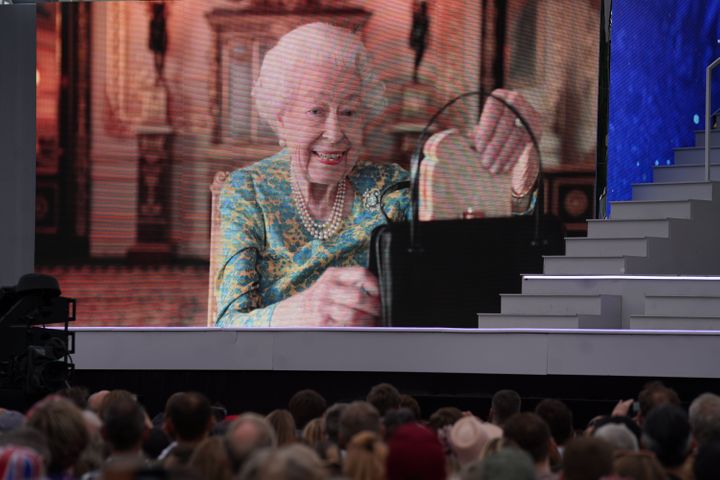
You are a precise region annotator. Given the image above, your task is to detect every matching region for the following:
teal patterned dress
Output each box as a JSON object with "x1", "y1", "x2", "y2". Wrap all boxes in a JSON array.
[{"x1": 215, "y1": 150, "x2": 409, "y2": 327}]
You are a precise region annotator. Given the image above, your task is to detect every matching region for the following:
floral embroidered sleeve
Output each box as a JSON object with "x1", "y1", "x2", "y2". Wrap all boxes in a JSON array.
[{"x1": 215, "y1": 170, "x2": 276, "y2": 327}]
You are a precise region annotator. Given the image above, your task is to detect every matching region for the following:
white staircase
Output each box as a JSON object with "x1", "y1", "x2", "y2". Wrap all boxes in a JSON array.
[{"x1": 478, "y1": 130, "x2": 720, "y2": 330}]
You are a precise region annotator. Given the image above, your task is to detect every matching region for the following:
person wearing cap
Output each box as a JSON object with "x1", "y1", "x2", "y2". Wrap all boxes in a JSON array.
[
  {"x1": 449, "y1": 416, "x2": 503, "y2": 468},
  {"x1": 386, "y1": 423, "x2": 446, "y2": 480}
]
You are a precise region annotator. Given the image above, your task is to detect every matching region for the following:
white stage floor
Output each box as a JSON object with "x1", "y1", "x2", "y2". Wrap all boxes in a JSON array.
[{"x1": 71, "y1": 328, "x2": 720, "y2": 378}]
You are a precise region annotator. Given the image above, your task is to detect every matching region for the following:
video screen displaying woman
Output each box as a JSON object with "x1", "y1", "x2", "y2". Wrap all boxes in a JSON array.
[{"x1": 214, "y1": 23, "x2": 539, "y2": 328}]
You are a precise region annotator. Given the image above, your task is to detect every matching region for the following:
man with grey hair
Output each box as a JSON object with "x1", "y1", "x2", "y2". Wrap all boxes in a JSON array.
[
  {"x1": 338, "y1": 401, "x2": 380, "y2": 449},
  {"x1": 322, "y1": 403, "x2": 347, "y2": 446},
  {"x1": 689, "y1": 393, "x2": 720, "y2": 447},
  {"x1": 226, "y1": 413, "x2": 277, "y2": 474},
  {"x1": 593, "y1": 423, "x2": 639, "y2": 452}
]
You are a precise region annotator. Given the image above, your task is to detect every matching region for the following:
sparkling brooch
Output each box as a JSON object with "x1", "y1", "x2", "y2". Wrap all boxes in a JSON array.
[{"x1": 362, "y1": 188, "x2": 381, "y2": 212}]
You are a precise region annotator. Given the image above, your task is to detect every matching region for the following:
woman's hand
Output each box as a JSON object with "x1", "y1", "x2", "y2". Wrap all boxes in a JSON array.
[
  {"x1": 473, "y1": 89, "x2": 541, "y2": 196},
  {"x1": 274, "y1": 266, "x2": 380, "y2": 327}
]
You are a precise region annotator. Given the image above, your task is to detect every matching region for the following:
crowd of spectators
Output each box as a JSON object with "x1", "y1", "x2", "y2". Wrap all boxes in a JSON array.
[{"x1": 0, "y1": 380, "x2": 719, "y2": 480}]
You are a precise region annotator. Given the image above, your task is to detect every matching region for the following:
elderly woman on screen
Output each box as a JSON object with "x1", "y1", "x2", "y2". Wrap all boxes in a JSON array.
[{"x1": 215, "y1": 22, "x2": 538, "y2": 328}]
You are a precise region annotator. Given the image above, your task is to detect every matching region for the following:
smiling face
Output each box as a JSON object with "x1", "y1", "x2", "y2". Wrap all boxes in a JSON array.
[{"x1": 278, "y1": 62, "x2": 365, "y2": 186}]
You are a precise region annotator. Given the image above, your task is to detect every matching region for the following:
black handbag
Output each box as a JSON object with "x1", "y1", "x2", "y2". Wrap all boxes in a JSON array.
[{"x1": 368, "y1": 91, "x2": 566, "y2": 328}]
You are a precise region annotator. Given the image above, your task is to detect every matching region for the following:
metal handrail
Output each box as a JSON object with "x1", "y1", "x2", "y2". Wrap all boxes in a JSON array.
[{"x1": 704, "y1": 57, "x2": 720, "y2": 181}]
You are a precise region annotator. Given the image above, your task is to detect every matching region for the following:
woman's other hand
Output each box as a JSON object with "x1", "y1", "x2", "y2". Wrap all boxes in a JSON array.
[
  {"x1": 274, "y1": 266, "x2": 380, "y2": 327},
  {"x1": 473, "y1": 89, "x2": 541, "y2": 196}
]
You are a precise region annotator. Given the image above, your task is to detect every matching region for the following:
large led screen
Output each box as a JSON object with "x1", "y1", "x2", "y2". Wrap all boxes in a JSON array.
[{"x1": 35, "y1": 0, "x2": 601, "y2": 327}]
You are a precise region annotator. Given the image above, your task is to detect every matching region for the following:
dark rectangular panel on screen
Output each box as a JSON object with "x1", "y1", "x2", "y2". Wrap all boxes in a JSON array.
[{"x1": 0, "y1": 5, "x2": 36, "y2": 286}]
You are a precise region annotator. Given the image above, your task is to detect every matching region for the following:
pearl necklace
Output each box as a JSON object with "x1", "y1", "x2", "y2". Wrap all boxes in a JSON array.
[{"x1": 291, "y1": 169, "x2": 346, "y2": 241}]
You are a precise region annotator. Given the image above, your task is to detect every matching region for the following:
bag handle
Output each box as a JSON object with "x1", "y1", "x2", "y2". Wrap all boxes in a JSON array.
[{"x1": 408, "y1": 90, "x2": 545, "y2": 253}]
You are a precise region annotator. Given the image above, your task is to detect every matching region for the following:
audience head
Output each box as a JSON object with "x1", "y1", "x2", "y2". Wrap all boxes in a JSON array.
[
  {"x1": 449, "y1": 416, "x2": 502, "y2": 466},
  {"x1": 87, "y1": 390, "x2": 110, "y2": 413},
  {"x1": 226, "y1": 413, "x2": 277, "y2": 473},
  {"x1": 637, "y1": 381, "x2": 680, "y2": 423},
  {"x1": 593, "y1": 422, "x2": 639, "y2": 452},
  {"x1": 490, "y1": 390, "x2": 521, "y2": 426},
  {"x1": 427, "y1": 406, "x2": 463, "y2": 432},
  {"x1": 591, "y1": 415, "x2": 642, "y2": 445},
  {"x1": 642, "y1": 404, "x2": 691, "y2": 468},
  {"x1": 562, "y1": 437, "x2": 614, "y2": 480},
  {"x1": 0, "y1": 427, "x2": 50, "y2": 464},
  {"x1": 399, "y1": 394, "x2": 422, "y2": 421},
  {"x1": 461, "y1": 447, "x2": 534, "y2": 480},
  {"x1": 266, "y1": 409, "x2": 297, "y2": 446},
  {"x1": 244, "y1": 443, "x2": 328, "y2": 480},
  {"x1": 288, "y1": 389, "x2": 327, "y2": 431},
  {"x1": 502, "y1": 412, "x2": 551, "y2": 465},
  {"x1": 26, "y1": 397, "x2": 88, "y2": 476},
  {"x1": 339, "y1": 401, "x2": 381, "y2": 449},
  {"x1": 188, "y1": 436, "x2": 233, "y2": 480},
  {"x1": 302, "y1": 417, "x2": 324, "y2": 449},
  {"x1": 0, "y1": 410, "x2": 24, "y2": 434},
  {"x1": 0, "y1": 446, "x2": 46, "y2": 480},
  {"x1": 613, "y1": 451, "x2": 666, "y2": 480},
  {"x1": 322, "y1": 403, "x2": 347, "y2": 445},
  {"x1": 343, "y1": 431, "x2": 388, "y2": 480},
  {"x1": 164, "y1": 392, "x2": 213, "y2": 443},
  {"x1": 57, "y1": 386, "x2": 90, "y2": 410},
  {"x1": 386, "y1": 423, "x2": 445, "y2": 480},
  {"x1": 689, "y1": 392, "x2": 720, "y2": 446},
  {"x1": 694, "y1": 441, "x2": 720, "y2": 480},
  {"x1": 367, "y1": 383, "x2": 402, "y2": 417},
  {"x1": 101, "y1": 394, "x2": 147, "y2": 453},
  {"x1": 535, "y1": 398, "x2": 574, "y2": 446},
  {"x1": 383, "y1": 408, "x2": 416, "y2": 440}
]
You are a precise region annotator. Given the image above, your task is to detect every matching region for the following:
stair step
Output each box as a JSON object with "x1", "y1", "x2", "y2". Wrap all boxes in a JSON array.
[
  {"x1": 500, "y1": 294, "x2": 621, "y2": 316},
  {"x1": 631, "y1": 181, "x2": 718, "y2": 201},
  {"x1": 610, "y1": 199, "x2": 700, "y2": 220},
  {"x1": 694, "y1": 129, "x2": 720, "y2": 148},
  {"x1": 674, "y1": 146, "x2": 720, "y2": 165},
  {"x1": 543, "y1": 256, "x2": 632, "y2": 275},
  {"x1": 564, "y1": 237, "x2": 657, "y2": 257},
  {"x1": 629, "y1": 314, "x2": 720, "y2": 330},
  {"x1": 645, "y1": 295, "x2": 720, "y2": 316},
  {"x1": 520, "y1": 276, "x2": 720, "y2": 328},
  {"x1": 586, "y1": 218, "x2": 677, "y2": 238},
  {"x1": 653, "y1": 164, "x2": 720, "y2": 182},
  {"x1": 476, "y1": 313, "x2": 620, "y2": 329},
  {"x1": 522, "y1": 275, "x2": 720, "y2": 296}
]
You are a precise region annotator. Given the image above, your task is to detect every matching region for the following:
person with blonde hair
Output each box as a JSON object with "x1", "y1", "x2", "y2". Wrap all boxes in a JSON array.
[
  {"x1": 188, "y1": 436, "x2": 234, "y2": 480},
  {"x1": 266, "y1": 409, "x2": 297, "y2": 446},
  {"x1": 302, "y1": 418, "x2": 324, "y2": 450},
  {"x1": 343, "y1": 431, "x2": 388, "y2": 480}
]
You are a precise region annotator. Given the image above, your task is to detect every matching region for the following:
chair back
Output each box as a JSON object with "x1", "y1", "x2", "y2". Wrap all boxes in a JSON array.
[{"x1": 207, "y1": 171, "x2": 230, "y2": 326}]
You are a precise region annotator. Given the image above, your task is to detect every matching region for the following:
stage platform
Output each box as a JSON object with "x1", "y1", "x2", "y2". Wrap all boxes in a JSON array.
[
  {"x1": 73, "y1": 327, "x2": 720, "y2": 378},
  {"x1": 0, "y1": 326, "x2": 697, "y2": 422}
]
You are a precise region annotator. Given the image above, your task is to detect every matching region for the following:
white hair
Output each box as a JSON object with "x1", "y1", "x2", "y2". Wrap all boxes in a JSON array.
[
  {"x1": 593, "y1": 423, "x2": 639, "y2": 452},
  {"x1": 689, "y1": 393, "x2": 720, "y2": 446},
  {"x1": 253, "y1": 22, "x2": 386, "y2": 135}
]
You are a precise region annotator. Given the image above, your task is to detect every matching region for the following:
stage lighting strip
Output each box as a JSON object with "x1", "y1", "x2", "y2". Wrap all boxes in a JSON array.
[{"x1": 523, "y1": 275, "x2": 720, "y2": 281}]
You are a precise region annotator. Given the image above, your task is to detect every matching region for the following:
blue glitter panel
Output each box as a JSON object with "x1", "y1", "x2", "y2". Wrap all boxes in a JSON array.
[{"x1": 608, "y1": 1, "x2": 720, "y2": 203}]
